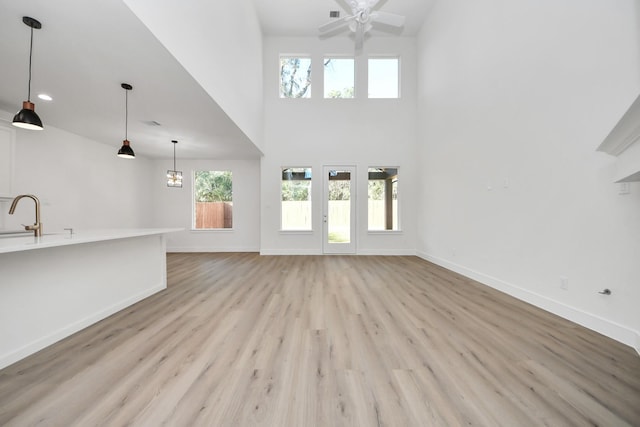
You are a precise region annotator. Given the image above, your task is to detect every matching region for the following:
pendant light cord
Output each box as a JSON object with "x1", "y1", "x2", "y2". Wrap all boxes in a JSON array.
[
  {"x1": 125, "y1": 89, "x2": 128, "y2": 140},
  {"x1": 27, "y1": 26, "x2": 34, "y2": 102},
  {"x1": 173, "y1": 142, "x2": 177, "y2": 170}
]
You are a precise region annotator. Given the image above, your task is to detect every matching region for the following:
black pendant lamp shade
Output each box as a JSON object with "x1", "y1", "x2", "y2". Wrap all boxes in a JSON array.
[
  {"x1": 13, "y1": 16, "x2": 43, "y2": 131},
  {"x1": 117, "y1": 83, "x2": 135, "y2": 159},
  {"x1": 118, "y1": 139, "x2": 135, "y2": 158}
]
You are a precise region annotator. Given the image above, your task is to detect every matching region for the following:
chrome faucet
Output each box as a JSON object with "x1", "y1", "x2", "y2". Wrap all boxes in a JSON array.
[{"x1": 8, "y1": 194, "x2": 42, "y2": 237}]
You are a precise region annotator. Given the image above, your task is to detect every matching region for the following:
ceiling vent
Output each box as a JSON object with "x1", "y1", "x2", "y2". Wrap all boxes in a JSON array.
[{"x1": 329, "y1": 10, "x2": 340, "y2": 18}]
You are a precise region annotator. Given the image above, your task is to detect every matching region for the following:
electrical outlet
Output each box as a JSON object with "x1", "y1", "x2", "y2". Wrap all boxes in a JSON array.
[{"x1": 560, "y1": 276, "x2": 569, "y2": 290}]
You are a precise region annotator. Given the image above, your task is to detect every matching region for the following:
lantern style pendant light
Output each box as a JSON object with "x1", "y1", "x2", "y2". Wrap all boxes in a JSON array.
[
  {"x1": 167, "y1": 140, "x2": 183, "y2": 187},
  {"x1": 13, "y1": 16, "x2": 43, "y2": 131},
  {"x1": 117, "y1": 83, "x2": 135, "y2": 159}
]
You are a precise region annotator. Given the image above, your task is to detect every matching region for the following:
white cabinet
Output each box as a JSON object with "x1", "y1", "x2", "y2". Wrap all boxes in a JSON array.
[{"x1": 0, "y1": 123, "x2": 15, "y2": 198}]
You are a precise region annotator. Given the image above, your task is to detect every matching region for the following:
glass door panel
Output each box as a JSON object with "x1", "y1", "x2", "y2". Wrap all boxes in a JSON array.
[{"x1": 323, "y1": 166, "x2": 356, "y2": 254}]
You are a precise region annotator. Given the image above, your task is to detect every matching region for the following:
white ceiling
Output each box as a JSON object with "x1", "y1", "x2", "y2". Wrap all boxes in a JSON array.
[
  {"x1": 0, "y1": 0, "x2": 433, "y2": 160},
  {"x1": 253, "y1": 0, "x2": 434, "y2": 37}
]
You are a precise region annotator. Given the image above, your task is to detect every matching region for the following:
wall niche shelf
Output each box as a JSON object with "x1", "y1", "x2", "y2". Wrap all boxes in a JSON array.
[{"x1": 597, "y1": 94, "x2": 640, "y2": 182}]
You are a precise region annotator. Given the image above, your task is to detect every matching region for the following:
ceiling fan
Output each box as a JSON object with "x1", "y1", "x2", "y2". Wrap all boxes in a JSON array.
[{"x1": 318, "y1": 0, "x2": 406, "y2": 51}]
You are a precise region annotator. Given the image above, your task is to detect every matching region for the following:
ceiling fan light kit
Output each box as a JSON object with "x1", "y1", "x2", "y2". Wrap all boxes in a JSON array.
[{"x1": 319, "y1": 0, "x2": 406, "y2": 52}]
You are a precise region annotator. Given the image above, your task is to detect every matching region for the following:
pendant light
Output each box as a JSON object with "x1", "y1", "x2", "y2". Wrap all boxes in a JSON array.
[
  {"x1": 167, "y1": 140, "x2": 183, "y2": 187},
  {"x1": 12, "y1": 17, "x2": 43, "y2": 131},
  {"x1": 117, "y1": 83, "x2": 135, "y2": 159}
]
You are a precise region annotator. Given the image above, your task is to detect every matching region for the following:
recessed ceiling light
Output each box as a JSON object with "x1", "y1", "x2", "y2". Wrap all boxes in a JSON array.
[{"x1": 38, "y1": 93, "x2": 53, "y2": 101}]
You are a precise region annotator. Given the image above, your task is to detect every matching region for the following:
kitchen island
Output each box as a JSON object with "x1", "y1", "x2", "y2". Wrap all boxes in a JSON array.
[{"x1": 0, "y1": 228, "x2": 180, "y2": 369}]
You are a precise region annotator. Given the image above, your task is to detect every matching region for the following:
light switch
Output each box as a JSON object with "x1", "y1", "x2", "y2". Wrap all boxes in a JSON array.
[{"x1": 619, "y1": 182, "x2": 630, "y2": 195}]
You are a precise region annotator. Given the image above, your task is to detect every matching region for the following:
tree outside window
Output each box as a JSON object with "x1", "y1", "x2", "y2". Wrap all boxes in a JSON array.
[
  {"x1": 194, "y1": 171, "x2": 233, "y2": 229},
  {"x1": 280, "y1": 57, "x2": 312, "y2": 98},
  {"x1": 324, "y1": 58, "x2": 355, "y2": 99}
]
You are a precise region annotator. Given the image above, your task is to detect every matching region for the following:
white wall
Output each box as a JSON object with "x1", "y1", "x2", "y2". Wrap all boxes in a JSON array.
[
  {"x1": 0, "y1": 113, "x2": 153, "y2": 232},
  {"x1": 260, "y1": 36, "x2": 418, "y2": 255},
  {"x1": 151, "y1": 158, "x2": 260, "y2": 252},
  {"x1": 123, "y1": 0, "x2": 265, "y2": 151},
  {"x1": 417, "y1": 0, "x2": 640, "y2": 348}
]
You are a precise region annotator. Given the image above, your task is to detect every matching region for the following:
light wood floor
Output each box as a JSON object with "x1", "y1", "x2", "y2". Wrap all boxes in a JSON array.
[{"x1": 0, "y1": 253, "x2": 639, "y2": 426}]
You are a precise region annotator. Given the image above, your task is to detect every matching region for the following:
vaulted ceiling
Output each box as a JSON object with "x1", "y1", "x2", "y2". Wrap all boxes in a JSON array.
[{"x1": 0, "y1": 0, "x2": 433, "y2": 159}]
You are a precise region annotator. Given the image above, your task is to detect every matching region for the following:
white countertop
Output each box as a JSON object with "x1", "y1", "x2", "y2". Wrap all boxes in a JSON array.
[{"x1": 0, "y1": 228, "x2": 182, "y2": 254}]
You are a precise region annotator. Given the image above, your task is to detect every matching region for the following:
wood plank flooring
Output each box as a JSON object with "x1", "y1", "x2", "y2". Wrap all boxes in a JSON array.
[{"x1": 1, "y1": 253, "x2": 639, "y2": 426}]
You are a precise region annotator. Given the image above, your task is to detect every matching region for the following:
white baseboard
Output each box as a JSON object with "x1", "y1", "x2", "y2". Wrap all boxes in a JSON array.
[
  {"x1": 416, "y1": 251, "x2": 640, "y2": 351},
  {"x1": 358, "y1": 249, "x2": 416, "y2": 256},
  {"x1": 167, "y1": 247, "x2": 259, "y2": 253},
  {"x1": 259, "y1": 249, "x2": 414, "y2": 256},
  {"x1": 0, "y1": 283, "x2": 165, "y2": 370},
  {"x1": 260, "y1": 249, "x2": 322, "y2": 255}
]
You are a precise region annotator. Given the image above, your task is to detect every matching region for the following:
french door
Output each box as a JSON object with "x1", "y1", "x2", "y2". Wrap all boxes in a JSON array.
[{"x1": 323, "y1": 166, "x2": 356, "y2": 254}]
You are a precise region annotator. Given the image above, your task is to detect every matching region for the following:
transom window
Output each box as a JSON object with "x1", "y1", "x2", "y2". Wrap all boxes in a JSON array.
[
  {"x1": 278, "y1": 55, "x2": 401, "y2": 99},
  {"x1": 368, "y1": 58, "x2": 399, "y2": 98},
  {"x1": 280, "y1": 57, "x2": 312, "y2": 98},
  {"x1": 324, "y1": 57, "x2": 355, "y2": 98}
]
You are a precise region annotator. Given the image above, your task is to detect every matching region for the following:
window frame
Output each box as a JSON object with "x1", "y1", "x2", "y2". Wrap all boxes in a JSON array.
[
  {"x1": 367, "y1": 56, "x2": 401, "y2": 99},
  {"x1": 323, "y1": 56, "x2": 356, "y2": 99},
  {"x1": 192, "y1": 170, "x2": 234, "y2": 231},
  {"x1": 367, "y1": 166, "x2": 400, "y2": 232},
  {"x1": 279, "y1": 55, "x2": 313, "y2": 99},
  {"x1": 280, "y1": 167, "x2": 313, "y2": 232}
]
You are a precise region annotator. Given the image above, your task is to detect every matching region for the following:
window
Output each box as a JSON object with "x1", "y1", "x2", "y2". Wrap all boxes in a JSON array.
[
  {"x1": 281, "y1": 167, "x2": 312, "y2": 230},
  {"x1": 280, "y1": 57, "x2": 312, "y2": 98},
  {"x1": 368, "y1": 167, "x2": 398, "y2": 230},
  {"x1": 194, "y1": 171, "x2": 233, "y2": 229},
  {"x1": 368, "y1": 58, "x2": 399, "y2": 98},
  {"x1": 324, "y1": 58, "x2": 355, "y2": 98}
]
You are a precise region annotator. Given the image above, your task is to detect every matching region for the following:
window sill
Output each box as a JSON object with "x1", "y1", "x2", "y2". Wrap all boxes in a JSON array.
[
  {"x1": 367, "y1": 230, "x2": 403, "y2": 235},
  {"x1": 279, "y1": 230, "x2": 313, "y2": 235}
]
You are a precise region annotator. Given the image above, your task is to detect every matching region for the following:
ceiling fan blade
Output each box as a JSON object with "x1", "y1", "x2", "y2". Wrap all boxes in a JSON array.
[
  {"x1": 371, "y1": 11, "x2": 406, "y2": 28},
  {"x1": 319, "y1": 16, "x2": 351, "y2": 33},
  {"x1": 335, "y1": 0, "x2": 355, "y2": 13}
]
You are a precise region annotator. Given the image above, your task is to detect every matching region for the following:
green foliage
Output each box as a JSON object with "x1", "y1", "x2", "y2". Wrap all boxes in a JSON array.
[
  {"x1": 195, "y1": 171, "x2": 232, "y2": 202},
  {"x1": 324, "y1": 58, "x2": 354, "y2": 99},
  {"x1": 368, "y1": 180, "x2": 385, "y2": 200},
  {"x1": 326, "y1": 87, "x2": 355, "y2": 99},
  {"x1": 280, "y1": 58, "x2": 311, "y2": 98},
  {"x1": 328, "y1": 231, "x2": 350, "y2": 243},
  {"x1": 282, "y1": 180, "x2": 310, "y2": 201},
  {"x1": 328, "y1": 180, "x2": 351, "y2": 200}
]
